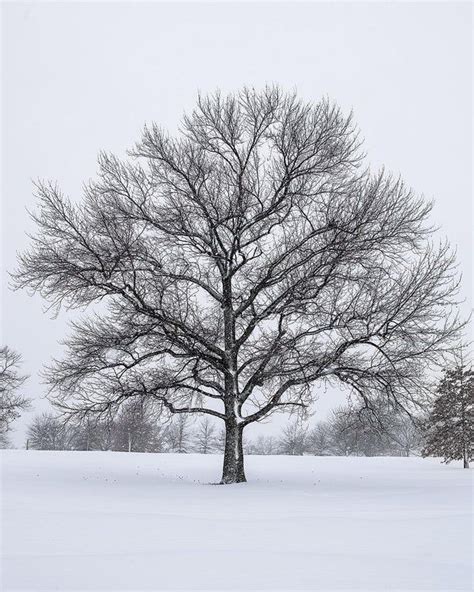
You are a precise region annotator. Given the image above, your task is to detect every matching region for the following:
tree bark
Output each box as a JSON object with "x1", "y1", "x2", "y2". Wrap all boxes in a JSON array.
[
  {"x1": 463, "y1": 444, "x2": 469, "y2": 469},
  {"x1": 221, "y1": 421, "x2": 246, "y2": 484}
]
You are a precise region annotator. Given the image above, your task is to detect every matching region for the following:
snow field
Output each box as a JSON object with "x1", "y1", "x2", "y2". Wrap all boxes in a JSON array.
[{"x1": 1, "y1": 451, "x2": 472, "y2": 591}]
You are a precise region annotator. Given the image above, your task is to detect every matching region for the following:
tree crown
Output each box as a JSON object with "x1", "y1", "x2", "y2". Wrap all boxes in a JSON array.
[{"x1": 14, "y1": 87, "x2": 462, "y2": 427}]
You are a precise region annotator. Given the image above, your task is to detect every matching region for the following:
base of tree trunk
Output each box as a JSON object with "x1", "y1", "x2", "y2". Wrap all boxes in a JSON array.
[
  {"x1": 220, "y1": 422, "x2": 247, "y2": 484},
  {"x1": 220, "y1": 472, "x2": 247, "y2": 484}
]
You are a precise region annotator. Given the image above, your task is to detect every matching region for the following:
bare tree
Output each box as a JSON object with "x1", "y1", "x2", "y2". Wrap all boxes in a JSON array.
[
  {"x1": 0, "y1": 346, "x2": 29, "y2": 447},
  {"x1": 278, "y1": 420, "x2": 308, "y2": 455},
  {"x1": 193, "y1": 416, "x2": 217, "y2": 454},
  {"x1": 166, "y1": 414, "x2": 191, "y2": 453},
  {"x1": 307, "y1": 422, "x2": 333, "y2": 456},
  {"x1": 27, "y1": 413, "x2": 75, "y2": 451},
  {"x1": 326, "y1": 407, "x2": 360, "y2": 456},
  {"x1": 325, "y1": 399, "x2": 424, "y2": 457},
  {"x1": 81, "y1": 415, "x2": 115, "y2": 451},
  {"x1": 14, "y1": 87, "x2": 462, "y2": 482},
  {"x1": 383, "y1": 411, "x2": 423, "y2": 457},
  {"x1": 111, "y1": 398, "x2": 164, "y2": 452},
  {"x1": 248, "y1": 434, "x2": 278, "y2": 455},
  {"x1": 70, "y1": 415, "x2": 101, "y2": 451}
]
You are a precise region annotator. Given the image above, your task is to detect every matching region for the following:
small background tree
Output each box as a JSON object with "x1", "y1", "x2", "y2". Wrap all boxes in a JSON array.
[
  {"x1": 278, "y1": 420, "x2": 308, "y2": 455},
  {"x1": 112, "y1": 398, "x2": 164, "y2": 452},
  {"x1": 306, "y1": 422, "x2": 333, "y2": 456},
  {"x1": 422, "y1": 361, "x2": 473, "y2": 468},
  {"x1": 166, "y1": 415, "x2": 192, "y2": 453},
  {"x1": 70, "y1": 416, "x2": 104, "y2": 451},
  {"x1": 193, "y1": 417, "x2": 218, "y2": 454},
  {"x1": 247, "y1": 435, "x2": 278, "y2": 455},
  {"x1": 27, "y1": 413, "x2": 75, "y2": 450},
  {"x1": 0, "y1": 346, "x2": 29, "y2": 447}
]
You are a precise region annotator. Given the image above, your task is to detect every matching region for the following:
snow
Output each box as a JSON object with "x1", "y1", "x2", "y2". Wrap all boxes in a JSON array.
[{"x1": 1, "y1": 451, "x2": 472, "y2": 591}]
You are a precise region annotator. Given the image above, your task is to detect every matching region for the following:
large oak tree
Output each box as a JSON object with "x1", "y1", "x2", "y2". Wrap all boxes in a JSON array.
[{"x1": 15, "y1": 88, "x2": 461, "y2": 482}]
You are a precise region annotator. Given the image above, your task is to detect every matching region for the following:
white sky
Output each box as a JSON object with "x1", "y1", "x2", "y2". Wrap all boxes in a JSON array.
[{"x1": 1, "y1": 1, "x2": 472, "y2": 447}]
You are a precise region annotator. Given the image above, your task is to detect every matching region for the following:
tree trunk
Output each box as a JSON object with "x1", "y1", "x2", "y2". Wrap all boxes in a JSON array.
[
  {"x1": 221, "y1": 421, "x2": 246, "y2": 484},
  {"x1": 463, "y1": 444, "x2": 469, "y2": 469}
]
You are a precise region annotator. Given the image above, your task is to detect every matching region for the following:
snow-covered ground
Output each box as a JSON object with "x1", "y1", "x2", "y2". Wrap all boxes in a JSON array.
[{"x1": 1, "y1": 451, "x2": 472, "y2": 591}]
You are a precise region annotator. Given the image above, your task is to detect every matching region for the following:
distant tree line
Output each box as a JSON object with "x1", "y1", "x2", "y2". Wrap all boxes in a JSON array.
[
  {"x1": 22, "y1": 359, "x2": 474, "y2": 466},
  {"x1": 6, "y1": 338, "x2": 470, "y2": 467},
  {"x1": 26, "y1": 400, "x2": 218, "y2": 454},
  {"x1": 25, "y1": 399, "x2": 424, "y2": 457},
  {"x1": 247, "y1": 402, "x2": 423, "y2": 457},
  {"x1": 27, "y1": 400, "x2": 169, "y2": 453}
]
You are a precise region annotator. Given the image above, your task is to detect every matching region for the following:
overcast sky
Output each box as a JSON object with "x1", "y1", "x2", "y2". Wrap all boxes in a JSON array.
[{"x1": 1, "y1": 1, "x2": 472, "y2": 447}]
